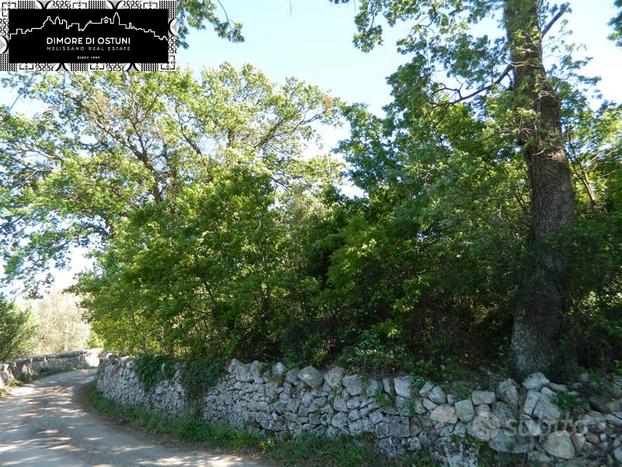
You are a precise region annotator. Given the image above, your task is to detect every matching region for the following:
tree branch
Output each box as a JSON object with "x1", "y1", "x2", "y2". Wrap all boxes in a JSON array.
[{"x1": 443, "y1": 5, "x2": 568, "y2": 106}]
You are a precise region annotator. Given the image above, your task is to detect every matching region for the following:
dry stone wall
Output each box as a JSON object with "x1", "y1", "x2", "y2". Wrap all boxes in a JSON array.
[
  {"x1": 0, "y1": 349, "x2": 102, "y2": 390},
  {"x1": 97, "y1": 355, "x2": 622, "y2": 465}
]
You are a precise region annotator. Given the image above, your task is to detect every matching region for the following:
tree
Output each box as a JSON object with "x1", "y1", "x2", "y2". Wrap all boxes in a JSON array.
[
  {"x1": 175, "y1": 0, "x2": 243, "y2": 47},
  {"x1": 29, "y1": 290, "x2": 92, "y2": 354},
  {"x1": 610, "y1": 0, "x2": 622, "y2": 47},
  {"x1": 0, "y1": 298, "x2": 35, "y2": 361},
  {"x1": 1, "y1": 66, "x2": 341, "y2": 359},
  {"x1": 333, "y1": 0, "x2": 587, "y2": 376},
  {"x1": 503, "y1": 0, "x2": 574, "y2": 377}
]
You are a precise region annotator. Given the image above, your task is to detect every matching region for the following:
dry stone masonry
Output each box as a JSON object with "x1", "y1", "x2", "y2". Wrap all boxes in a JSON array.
[
  {"x1": 0, "y1": 349, "x2": 102, "y2": 390},
  {"x1": 97, "y1": 355, "x2": 622, "y2": 465}
]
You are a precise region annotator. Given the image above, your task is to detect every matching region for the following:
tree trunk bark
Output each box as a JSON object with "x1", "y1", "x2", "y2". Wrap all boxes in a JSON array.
[{"x1": 504, "y1": 0, "x2": 575, "y2": 378}]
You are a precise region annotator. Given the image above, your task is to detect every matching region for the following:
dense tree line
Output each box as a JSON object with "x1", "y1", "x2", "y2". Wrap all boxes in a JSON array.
[{"x1": 1, "y1": 2, "x2": 621, "y2": 378}]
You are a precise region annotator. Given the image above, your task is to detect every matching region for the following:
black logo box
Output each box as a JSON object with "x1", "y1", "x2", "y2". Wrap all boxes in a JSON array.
[{"x1": 9, "y1": 9, "x2": 169, "y2": 63}]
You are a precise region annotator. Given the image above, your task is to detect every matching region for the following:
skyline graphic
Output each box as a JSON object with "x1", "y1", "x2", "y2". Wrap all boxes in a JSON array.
[{"x1": 9, "y1": 11, "x2": 168, "y2": 42}]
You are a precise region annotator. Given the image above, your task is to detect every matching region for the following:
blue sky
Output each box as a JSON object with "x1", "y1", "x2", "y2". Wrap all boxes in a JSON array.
[
  {"x1": 2, "y1": 0, "x2": 622, "y2": 294},
  {"x1": 176, "y1": 1, "x2": 622, "y2": 108}
]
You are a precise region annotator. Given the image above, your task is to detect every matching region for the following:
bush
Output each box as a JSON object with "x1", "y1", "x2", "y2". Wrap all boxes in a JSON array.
[{"x1": 0, "y1": 298, "x2": 35, "y2": 361}]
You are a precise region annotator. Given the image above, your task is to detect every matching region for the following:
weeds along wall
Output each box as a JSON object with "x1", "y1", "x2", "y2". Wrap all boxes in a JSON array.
[
  {"x1": 96, "y1": 354, "x2": 622, "y2": 464},
  {"x1": 0, "y1": 349, "x2": 102, "y2": 388}
]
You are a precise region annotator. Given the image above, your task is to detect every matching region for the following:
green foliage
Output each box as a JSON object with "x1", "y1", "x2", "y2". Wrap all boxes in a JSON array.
[
  {"x1": 610, "y1": 0, "x2": 622, "y2": 47},
  {"x1": 0, "y1": 298, "x2": 35, "y2": 361},
  {"x1": 174, "y1": 0, "x2": 243, "y2": 47},
  {"x1": 133, "y1": 355, "x2": 226, "y2": 405},
  {"x1": 29, "y1": 290, "x2": 92, "y2": 354},
  {"x1": 554, "y1": 392, "x2": 588, "y2": 417},
  {"x1": 1, "y1": 66, "x2": 341, "y2": 364},
  {"x1": 326, "y1": 0, "x2": 622, "y2": 375},
  {"x1": 2, "y1": 3, "x2": 622, "y2": 379},
  {"x1": 336, "y1": 324, "x2": 410, "y2": 374},
  {"x1": 134, "y1": 356, "x2": 176, "y2": 392},
  {"x1": 178, "y1": 358, "x2": 226, "y2": 403}
]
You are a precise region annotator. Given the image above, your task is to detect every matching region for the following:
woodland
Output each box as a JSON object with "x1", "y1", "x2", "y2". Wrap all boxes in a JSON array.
[{"x1": 1, "y1": 0, "x2": 622, "y2": 384}]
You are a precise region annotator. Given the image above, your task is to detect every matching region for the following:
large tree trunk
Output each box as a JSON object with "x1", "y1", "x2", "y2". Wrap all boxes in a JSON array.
[{"x1": 504, "y1": 0, "x2": 575, "y2": 378}]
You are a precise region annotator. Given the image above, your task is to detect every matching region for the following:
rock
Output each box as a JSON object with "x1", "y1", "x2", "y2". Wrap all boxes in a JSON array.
[
  {"x1": 472, "y1": 390, "x2": 496, "y2": 406},
  {"x1": 369, "y1": 409, "x2": 384, "y2": 425},
  {"x1": 285, "y1": 368, "x2": 299, "y2": 384},
  {"x1": 346, "y1": 397, "x2": 361, "y2": 409},
  {"x1": 394, "y1": 376, "x2": 415, "y2": 398},
  {"x1": 272, "y1": 362, "x2": 286, "y2": 377},
  {"x1": 349, "y1": 417, "x2": 371, "y2": 436},
  {"x1": 333, "y1": 396, "x2": 347, "y2": 412},
  {"x1": 606, "y1": 413, "x2": 622, "y2": 427},
  {"x1": 455, "y1": 399, "x2": 475, "y2": 423},
  {"x1": 437, "y1": 440, "x2": 479, "y2": 467},
  {"x1": 613, "y1": 446, "x2": 622, "y2": 463},
  {"x1": 489, "y1": 432, "x2": 533, "y2": 454},
  {"x1": 589, "y1": 394, "x2": 616, "y2": 414},
  {"x1": 446, "y1": 394, "x2": 456, "y2": 405},
  {"x1": 430, "y1": 404, "x2": 458, "y2": 425},
  {"x1": 342, "y1": 375, "x2": 363, "y2": 396},
  {"x1": 366, "y1": 379, "x2": 382, "y2": 397},
  {"x1": 419, "y1": 381, "x2": 434, "y2": 398},
  {"x1": 250, "y1": 360, "x2": 264, "y2": 383},
  {"x1": 438, "y1": 425, "x2": 454, "y2": 439},
  {"x1": 453, "y1": 422, "x2": 467, "y2": 438},
  {"x1": 423, "y1": 398, "x2": 438, "y2": 411},
  {"x1": 496, "y1": 378, "x2": 519, "y2": 408},
  {"x1": 231, "y1": 360, "x2": 253, "y2": 383},
  {"x1": 540, "y1": 387, "x2": 556, "y2": 400},
  {"x1": 299, "y1": 366, "x2": 323, "y2": 388},
  {"x1": 475, "y1": 404, "x2": 491, "y2": 416},
  {"x1": 413, "y1": 398, "x2": 426, "y2": 415},
  {"x1": 469, "y1": 415, "x2": 500, "y2": 442},
  {"x1": 403, "y1": 436, "x2": 421, "y2": 452},
  {"x1": 428, "y1": 385, "x2": 446, "y2": 404},
  {"x1": 548, "y1": 382, "x2": 568, "y2": 392},
  {"x1": 382, "y1": 377, "x2": 395, "y2": 396},
  {"x1": 377, "y1": 436, "x2": 404, "y2": 457},
  {"x1": 609, "y1": 399, "x2": 622, "y2": 412},
  {"x1": 492, "y1": 402, "x2": 515, "y2": 428},
  {"x1": 524, "y1": 390, "x2": 540, "y2": 415},
  {"x1": 395, "y1": 396, "x2": 411, "y2": 415},
  {"x1": 392, "y1": 416, "x2": 411, "y2": 438},
  {"x1": 523, "y1": 372, "x2": 550, "y2": 391},
  {"x1": 527, "y1": 451, "x2": 552, "y2": 464},
  {"x1": 331, "y1": 412, "x2": 347, "y2": 429},
  {"x1": 585, "y1": 432, "x2": 599, "y2": 445},
  {"x1": 375, "y1": 416, "x2": 410, "y2": 439},
  {"x1": 521, "y1": 418, "x2": 543, "y2": 437},
  {"x1": 587, "y1": 409, "x2": 607, "y2": 426},
  {"x1": 533, "y1": 396, "x2": 561, "y2": 424},
  {"x1": 323, "y1": 367, "x2": 345, "y2": 389},
  {"x1": 543, "y1": 431, "x2": 575, "y2": 460},
  {"x1": 571, "y1": 433, "x2": 585, "y2": 454},
  {"x1": 227, "y1": 358, "x2": 242, "y2": 374}
]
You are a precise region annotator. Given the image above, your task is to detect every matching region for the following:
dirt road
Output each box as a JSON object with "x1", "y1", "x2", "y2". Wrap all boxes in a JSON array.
[{"x1": 0, "y1": 369, "x2": 265, "y2": 466}]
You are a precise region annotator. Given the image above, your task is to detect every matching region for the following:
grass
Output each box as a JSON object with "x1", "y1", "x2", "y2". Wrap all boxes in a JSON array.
[{"x1": 86, "y1": 381, "x2": 440, "y2": 466}]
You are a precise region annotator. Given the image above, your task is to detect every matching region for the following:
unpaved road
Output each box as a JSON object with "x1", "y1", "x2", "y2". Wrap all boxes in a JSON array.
[{"x1": 0, "y1": 369, "x2": 266, "y2": 466}]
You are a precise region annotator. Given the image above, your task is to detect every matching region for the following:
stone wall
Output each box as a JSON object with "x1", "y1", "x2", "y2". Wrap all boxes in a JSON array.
[
  {"x1": 0, "y1": 349, "x2": 102, "y2": 390},
  {"x1": 97, "y1": 355, "x2": 622, "y2": 465}
]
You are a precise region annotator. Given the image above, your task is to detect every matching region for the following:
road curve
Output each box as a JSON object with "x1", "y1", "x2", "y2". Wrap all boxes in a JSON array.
[{"x1": 0, "y1": 369, "x2": 266, "y2": 466}]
